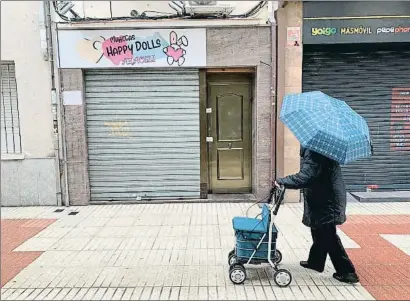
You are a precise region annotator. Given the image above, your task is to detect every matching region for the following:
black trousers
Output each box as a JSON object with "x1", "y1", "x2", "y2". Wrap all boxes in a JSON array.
[{"x1": 307, "y1": 224, "x2": 356, "y2": 275}]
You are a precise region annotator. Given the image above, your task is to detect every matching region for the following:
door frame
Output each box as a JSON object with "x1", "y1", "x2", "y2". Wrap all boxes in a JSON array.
[{"x1": 199, "y1": 69, "x2": 255, "y2": 198}]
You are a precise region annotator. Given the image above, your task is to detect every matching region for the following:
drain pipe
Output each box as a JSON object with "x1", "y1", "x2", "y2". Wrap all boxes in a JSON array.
[
  {"x1": 56, "y1": 37, "x2": 70, "y2": 207},
  {"x1": 270, "y1": 0, "x2": 286, "y2": 186},
  {"x1": 270, "y1": 1, "x2": 278, "y2": 185},
  {"x1": 45, "y1": 1, "x2": 70, "y2": 207},
  {"x1": 62, "y1": 109, "x2": 70, "y2": 207},
  {"x1": 42, "y1": 1, "x2": 62, "y2": 206}
]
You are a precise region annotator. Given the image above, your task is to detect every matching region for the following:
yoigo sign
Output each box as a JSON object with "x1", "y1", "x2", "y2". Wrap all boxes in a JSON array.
[
  {"x1": 304, "y1": 19, "x2": 410, "y2": 44},
  {"x1": 311, "y1": 27, "x2": 337, "y2": 36}
]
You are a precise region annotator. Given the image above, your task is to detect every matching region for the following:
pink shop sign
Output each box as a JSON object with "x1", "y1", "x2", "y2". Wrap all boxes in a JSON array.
[{"x1": 58, "y1": 28, "x2": 207, "y2": 68}]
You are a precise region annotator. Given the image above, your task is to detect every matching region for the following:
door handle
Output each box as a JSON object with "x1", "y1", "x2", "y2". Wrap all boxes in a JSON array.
[{"x1": 228, "y1": 143, "x2": 232, "y2": 149}]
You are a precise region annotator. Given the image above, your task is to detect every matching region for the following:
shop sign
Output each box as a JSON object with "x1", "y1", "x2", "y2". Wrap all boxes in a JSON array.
[
  {"x1": 390, "y1": 88, "x2": 410, "y2": 151},
  {"x1": 58, "y1": 28, "x2": 206, "y2": 68},
  {"x1": 303, "y1": 18, "x2": 410, "y2": 44}
]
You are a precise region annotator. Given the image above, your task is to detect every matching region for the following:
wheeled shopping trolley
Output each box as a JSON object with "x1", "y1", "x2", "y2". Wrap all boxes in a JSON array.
[{"x1": 228, "y1": 186, "x2": 292, "y2": 287}]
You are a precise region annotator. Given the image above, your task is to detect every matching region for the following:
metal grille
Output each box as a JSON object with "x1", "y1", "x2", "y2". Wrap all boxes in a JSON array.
[
  {"x1": 1, "y1": 61, "x2": 21, "y2": 154},
  {"x1": 303, "y1": 46, "x2": 410, "y2": 191},
  {"x1": 85, "y1": 69, "x2": 200, "y2": 201}
]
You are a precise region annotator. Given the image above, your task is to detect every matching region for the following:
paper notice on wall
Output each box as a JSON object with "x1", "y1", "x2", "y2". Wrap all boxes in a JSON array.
[
  {"x1": 287, "y1": 27, "x2": 301, "y2": 47},
  {"x1": 390, "y1": 88, "x2": 410, "y2": 151},
  {"x1": 63, "y1": 90, "x2": 83, "y2": 106}
]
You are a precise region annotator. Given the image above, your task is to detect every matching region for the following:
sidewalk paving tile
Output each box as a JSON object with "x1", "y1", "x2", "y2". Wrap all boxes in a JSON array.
[
  {"x1": 1, "y1": 203, "x2": 409, "y2": 300},
  {"x1": 1, "y1": 219, "x2": 56, "y2": 287}
]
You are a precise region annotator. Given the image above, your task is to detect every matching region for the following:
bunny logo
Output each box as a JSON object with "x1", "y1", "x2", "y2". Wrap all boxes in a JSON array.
[{"x1": 163, "y1": 31, "x2": 188, "y2": 66}]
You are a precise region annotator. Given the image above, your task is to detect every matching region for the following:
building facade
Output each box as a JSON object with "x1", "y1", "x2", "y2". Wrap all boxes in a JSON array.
[
  {"x1": 276, "y1": 1, "x2": 410, "y2": 201},
  {"x1": 56, "y1": 2, "x2": 276, "y2": 205},
  {"x1": 1, "y1": 1, "x2": 281, "y2": 206},
  {"x1": 4, "y1": 1, "x2": 408, "y2": 206},
  {"x1": 1, "y1": 1, "x2": 59, "y2": 206}
]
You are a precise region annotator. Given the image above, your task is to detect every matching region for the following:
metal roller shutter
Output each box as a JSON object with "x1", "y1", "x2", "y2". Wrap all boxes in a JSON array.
[
  {"x1": 302, "y1": 45, "x2": 410, "y2": 191},
  {"x1": 85, "y1": 69, "x2": 200, "y2": 201}
]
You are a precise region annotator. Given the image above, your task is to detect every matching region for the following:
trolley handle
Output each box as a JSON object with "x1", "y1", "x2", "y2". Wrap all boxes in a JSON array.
[{"x1": 272, "y1": 186, "x2": 286, "y2": 216}]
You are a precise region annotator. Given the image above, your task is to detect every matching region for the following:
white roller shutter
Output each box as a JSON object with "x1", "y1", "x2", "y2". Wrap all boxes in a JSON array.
[{"x1": 85, "y1": 69, "x2": 200, "y2": 201}]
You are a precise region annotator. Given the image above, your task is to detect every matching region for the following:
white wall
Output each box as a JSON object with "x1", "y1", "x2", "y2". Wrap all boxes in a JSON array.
[
  {"x1": 1, "y1": 1, "x2": 57, "y2": 206},
  {"x1": 69, "y1": 1, "x2": 268, "y2": 20},
  {"x1": 1, "y1": 1, "x2": 54, "y2": 159}
]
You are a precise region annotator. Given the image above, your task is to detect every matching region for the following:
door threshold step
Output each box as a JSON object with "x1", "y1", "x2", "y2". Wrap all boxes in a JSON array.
[
  {"x1": 90, "y1": 194, "x2": 257, "y2": 205},
  {"x1": 350, "y1": 191, "x2": 410, "y2": 203}
]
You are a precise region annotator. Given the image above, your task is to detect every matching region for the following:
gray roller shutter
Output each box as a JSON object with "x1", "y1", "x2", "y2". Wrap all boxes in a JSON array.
[
  {"x1": 302, "y1": 45, "x2": 410, "y2": 191},
  {"x1": 85, "y1": 69, "x2": 200, "y2": 201}
]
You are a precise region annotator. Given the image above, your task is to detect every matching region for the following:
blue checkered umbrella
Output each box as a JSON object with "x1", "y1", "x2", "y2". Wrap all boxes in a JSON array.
[{"x1": 280, "y1": 91, "x2": 372, "y2": 164}]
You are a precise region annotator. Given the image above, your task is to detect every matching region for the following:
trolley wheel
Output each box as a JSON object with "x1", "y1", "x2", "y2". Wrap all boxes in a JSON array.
[
  {"x1": 274, "y1": 249, "x2": 282, "y2": 264},
  {"x1": 228, "y1": 250, "x2": 237, "y2": 266},
  {"x1": 273, "y1": 269, "x2": 292, "y2": 287},
  {"x1": 229, "y1": 263, "x2": 247, "y2": 285}
]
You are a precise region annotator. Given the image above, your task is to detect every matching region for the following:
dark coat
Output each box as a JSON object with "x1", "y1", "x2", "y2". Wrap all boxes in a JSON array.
[{"x1": 277, "y1": 148, "x2": 347, "y2": 228}]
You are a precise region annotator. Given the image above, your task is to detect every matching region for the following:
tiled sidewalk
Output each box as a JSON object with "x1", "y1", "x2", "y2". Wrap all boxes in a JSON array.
[
  {"x1": 1, "y1": 202, "x2": 410, "y2": 300},
  {"x1": 340, "y1": 215, "x2": 410, "y2": 300},
  {"x1": 1, "y1": 219, "x2": 56, "y2": 287}
]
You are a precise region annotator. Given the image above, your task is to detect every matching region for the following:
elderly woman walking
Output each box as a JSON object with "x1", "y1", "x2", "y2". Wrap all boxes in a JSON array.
[{"x1": 276, "y1": 147, "x2": 359, "y2": 284}]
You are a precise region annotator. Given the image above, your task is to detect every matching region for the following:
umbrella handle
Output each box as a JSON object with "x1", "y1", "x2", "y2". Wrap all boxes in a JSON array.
[{"x1": 370, "y1": 140, "x2": 374, "y2": 156}]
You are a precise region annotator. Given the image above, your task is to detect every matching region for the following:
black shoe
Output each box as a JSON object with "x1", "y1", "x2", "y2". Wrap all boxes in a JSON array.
[
  {"x1": 333, "y1": 272, "x2": 360, "y2": 284},
  {"x1": 300, "y1": 261, "x2": 324, "y2": 273}
]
